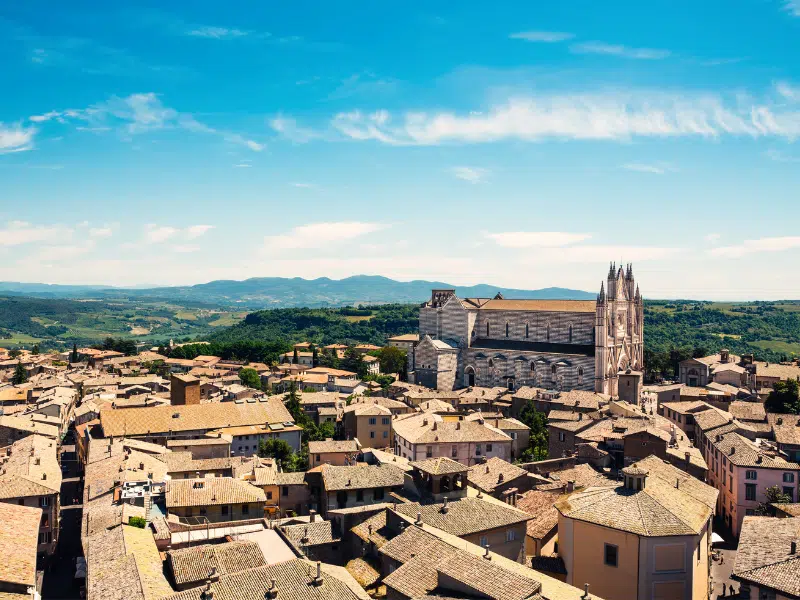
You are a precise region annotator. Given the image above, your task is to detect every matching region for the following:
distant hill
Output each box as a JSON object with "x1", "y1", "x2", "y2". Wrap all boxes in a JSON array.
[{"x1": 0, "y1": 276, "x2": 595, "y2": 308}]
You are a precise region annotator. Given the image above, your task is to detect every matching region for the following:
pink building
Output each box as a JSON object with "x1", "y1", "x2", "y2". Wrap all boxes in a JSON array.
[{"x1": 702, "y1": 430, "x2": 800, "y2": 537}]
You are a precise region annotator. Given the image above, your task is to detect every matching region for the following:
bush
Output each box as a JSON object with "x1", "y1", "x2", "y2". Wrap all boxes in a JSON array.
[{"x1": 128, "y1": 516, "x2": 147, "y2": 528}]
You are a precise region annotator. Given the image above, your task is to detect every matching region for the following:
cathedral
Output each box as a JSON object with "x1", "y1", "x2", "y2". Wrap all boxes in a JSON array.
[{"x1": 409, "y1": 264, "x2": 643, "y2": 395}]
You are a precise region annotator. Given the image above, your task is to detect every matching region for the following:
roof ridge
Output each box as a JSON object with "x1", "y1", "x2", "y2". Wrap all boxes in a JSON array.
[
  {"x1": 738, "y1": 553, "x2": 800, "y2": 575},
  {"x1": 642, "y1": 485, "x2": 699, "y2": 534},
  {"x1": 633, "y1": 492, "x2": 651, "y2": 536}
]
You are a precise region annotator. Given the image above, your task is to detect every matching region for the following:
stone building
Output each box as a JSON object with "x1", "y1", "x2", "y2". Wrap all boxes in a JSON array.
[{"x1": 411, "y1": 264, "x2": 643, "y2": 395}]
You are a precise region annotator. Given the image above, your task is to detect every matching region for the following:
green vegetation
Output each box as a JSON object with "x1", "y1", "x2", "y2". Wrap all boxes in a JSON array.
[
  {"x1": 766, "y1": 379, "x2": 800, "y2": 415},
  {"x1": 517, "y1": 401, "x2": 548, "y2": 462},
  {"x1": 208, "y1": 304, "x2": 419, "y2": 347},
  {"x1": 128, "y1": 516, "x2": 147, "y2": 529},
  {"x1": 12, "y1": 362, "x2": 27, "y2": 385},
  {"x1": 755, "y1": 486, "x2": 793, "y2": 516},
  {"x1": 238, "y1": 367, "x2": 262, "y2": 390}
]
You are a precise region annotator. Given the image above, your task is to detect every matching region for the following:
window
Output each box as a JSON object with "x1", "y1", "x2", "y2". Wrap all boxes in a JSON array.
[
  {"x1": 745, "y1": 483, "x2": 757, "y2": 501},
  {"x1": 604, "y1": 544, "x2": 618, "y2": 567},
  {"x1": 383, "y1": 431, "x2": 388, "y2": 438},
  {"x1": 506, "y1": 529, "x2": 516, "y2": 542},
  {"x1": 40, "y1": 497, "x2": 50, "y2": 507},
  {"x1": 783, "y1": 487, "x2": 795, "y2": 502},
  {"x1": 746, "y1": 470, "x2": 757, "y2": 480},
  {"x1": 41, "y1": 514, "x2": 49, "y2": 528},
  {"x1": 370, "y1": 431, "x2": 375, "y2": 439},
  {"x1": 200, "y1": 507, "x2": 207, "y2": 515},
  {"x1": 426, "y1": 446, "x2": 433, "y2": 458},
  {"x1": 382, "y1": 417, "x2": 390, "y2": 425},
  {"x1": 282, "y1": 486, "x2": 289, "y2": 497},
  {"x1": 568, "y1": 325, "x2": 573, "y2": 343},
  {"x1": 559, "y1": 432, "x2": 566, "y2": 442},
  {"x1": 577, "y1": 367, "x2": 584, "y2": 384},
  {"x1": 487, "y1": 444, "x2": 493, "y2": 452},
  {"x1": 546, "y1": 323, "x2": 551, "y2": 341},
  {"x1": 510, "y1": 432, "x2": 517, "y2": 440},
  {"x1": 221, "y1": 505, "x2": 229, "y2": 516},
  {"x1": 452, "y1": 446, "x2": 458, "y2": 458},
  {"x1": 374, "y1": 487, "x2": 384, "y2": 500},
  {"x1": 480, "y1": 536, "x2": 488, "y2": 548},
  {"x1": 38, "y1": 532, "x2": 51, "y2": 545},
  {"x1": 525, "y1": 323, "x2": 529, "y2": 338},
  {"x1": 505, "y1": 322, "x2": 510, "y2": 337},
  {"x1": 242, "y1": 503, "x2": 249, "y2": 515},
  {"x1": 745, "y1": 509, "x2": 755, "y2": 516},
  {"x1": 784, "y1": 473, "x2": 795, "y2": 483},
  {"x1": 267, "y1": 491, "x2": 273, "y2": 500},
  {"x1": 369, "y1": 417, "x2": 377, "y2": 425},
  {"x1": 476, "y1": 445, "x2": 482, "y2": 456},
  {"x1": 486, "y1": 322, "x2": 490, "y2": 337},
  {"x1": 356, "y1": 489, "x2": 364, "y2": 502}
]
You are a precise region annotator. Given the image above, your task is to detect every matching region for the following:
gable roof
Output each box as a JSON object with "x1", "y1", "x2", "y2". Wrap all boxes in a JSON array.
[
  {"x1": 166, "y1": 541, "x2": 266, "y2": 587},
  {"x1": 0, "y1": 502, "x2": 40, "y2": 588},
  {"x1": 321, "y1": 463, "x2": 405, "y2": 492},
  {"x1": 166, "y1": 477, "x2": 266, "y2": 508},
  {"x1": 394, "y1": 497, "x2": 531, "y2": 537},
  {"x1": 733, "y1": 516, "x2": 800, "y2": 598}
]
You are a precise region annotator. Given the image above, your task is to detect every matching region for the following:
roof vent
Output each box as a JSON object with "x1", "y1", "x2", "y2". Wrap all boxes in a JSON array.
[
  {"x1": 756, "y1": 455, "x2": 763, "y2": 464},
  {"x1": 346, "y1": 479, "x2": 351, "y2": 487},
  {"x1": 172, "y1": 413, "x2": 180, "y2": 418},
  {"x1": 415, "y1": 511, "x2": 423, "y2": 526},
  {"x1": 730, "y1": 447, "x2": 735, "y2": 456},
  {"x1": 311, "y1": 561, "x2": 323, "y2": 586},
  {"x1": 266, "y1": 578, "x2": 278, "y2": 599},
  {"x1": 441, "y1": 497, "x2": 449, "y2": 514},
  {"x1": 41, "y1": 473, "x2": 46, "y2": 480},
  {"x1": 497, "y1": 473, "x2": 504, "y2": 484},
  {"x1": 483, "y1": 544, "x2": 491, "y2": 560},
  {"x1": 301, "y1": 527, "x2": 309, "y2": 544}
]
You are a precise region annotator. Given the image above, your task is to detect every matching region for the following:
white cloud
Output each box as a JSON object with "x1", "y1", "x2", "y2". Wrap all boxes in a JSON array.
[
  {"x1": 332, "y1": 85, "x2": 800, "y2": 146},
  {"x1": 621, "y1": 162, "x2": 676, "y2": 174},
  {"x1": 89, "y1": 227, "x2": 114, "y2": 238},
  {"x1": 0, "y1": 123, "x2": 36, "y2": 154},
  {"x1": 785, "y1": 1, "x2": 800, "y2": 16},
  {"x1": 450, "y1": 166, "x2": 490, "y2": 184},
  {"x1": 186, "y1": 225, "x2": 214, "y2": 239},
  {"x1": 264, "y1": 222, "x2": 388, "y2": 250},
  {"x1": 570, "y1": 41, "x2": 671, "y2": 60},
  {"x1": 187, "y1": 26, "x2": 249, "y2": 39},
  {"x1": 710, "y1": 236, "x2": 800, "y2": 258},
  {"x1": 509, "y1": 31, "x2": 574, "y2": 42},
  {"x1": 270, "y1": 116, "x2": 319, "y2": 143},
  {"x1": 485, "y1": 232, "x2": 592, "y2": 248},
  {"x1": 705, "y1": 233, "x2": 721, "y2": 243},
  {"x1": 144, "y1": 224, "x2": 179, "y2": 243},
  {"x1": 0, "y1": 222, "x2": 69, "y2": 246}
]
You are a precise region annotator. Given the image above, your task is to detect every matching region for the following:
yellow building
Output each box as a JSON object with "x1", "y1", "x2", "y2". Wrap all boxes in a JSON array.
[{"x1": 555, "y1": 456, "x2": 718, "y2": 600}]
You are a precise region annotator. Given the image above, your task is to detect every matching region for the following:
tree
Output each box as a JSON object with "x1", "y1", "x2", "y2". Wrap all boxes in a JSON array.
[
  {"x1": 239, "y1": 368, "x2": 262, "y2": 391},
  {"x1": 71, "y1": 343, "x2": 79, "y2": 363},
  {"x1": 258, "y1": 438, "x2": 295, "y2": 465},
  {"x1": 377, "y1": 346, "x2": 406, "y2": 377},
  {"x1": 12, "y1": 362, "x2": 28, "y2": 385},
  {"x1": 517, "y1": 400, "x2": 548, "y2": 462},
  {"x1": 755, "y1": 485, "x2": 793, "y2": 516},
  {"x1": 766, "y1": 379, "x2": 800, "y2": 415},
  {"x1": 9, "y1": 349, "x2": 21, "y2": 359},
  {"x1": 128, "y1": 516, "x2": 147, "y2": 528},
  {"x1": 292, "y1": 348, "x2": 299, "y2": 364},
  {"x1": 311, "y1": 345, "x2": 319, "y2": 367},
  {"x1": 31, "y1": 344, "x2": 40, "y2": 356}
]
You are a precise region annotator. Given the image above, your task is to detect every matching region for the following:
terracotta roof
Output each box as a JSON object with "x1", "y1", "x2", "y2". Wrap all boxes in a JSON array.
[
  {"x1": 166, "y1": 477, "x2": 266, "y2": 508},
  {"x1": 350, "y1": 511, "x2": 390, "y2": 548},
  {"x1": 282, "y1": 521, "x2": 342, "y2": 548},
  {"x1": 772, "y1": 503, "x2": 800, "y2": 517},
  {"x1": 0, "y1": 415, "x2": 59, "y2": 438},
  {"x1": 393, "y1": 412, "x2": 511, "y2": 445},
  {"x1": 516, "y1": 489, "x2": 563, "y2": 540},
  {"x1": 769, "y1": 413, "x2": 800, "y2": 446},
  {"x1": 733, "y1": 516, "x2": 800, "y2": 597},
  {"x1": 0, "y1": 434, "x2": 62, "y2": 498},
  {"x1": 710, "y1": 432, "x2": 800, "y2": 470},
  {"x1": 394, "y1": 497, "x2": 531, "y2": 537},
  {"x1": 158, "y1": 452, "x2": 247, "y2": 475},
  {"x1": 321, "y1": 463, "x2": 405, "y2": 492},
  {"x1": 467, "y1": 457, "x2": 529, "y2": 493},
  {"x1": 159, "y1": 559, "x2": 366, "y2": 600},
  {"x1": 0, "y1": 502, "x2": 40, "y2": 587},
  {"x1": 555, "y1": 458, "x2": 715, "y2": 537},
  {"x1": 755, "y1": 361, "x2": 800, "y2": 380},
  {"x1": 100, "y1": 398, "x2": 293, "y2": 437},
  {"x1": 167, "y1": 541, "x2": 266, "y2": 586},
  {"x1": 276, "y1": 472, "x2": 306, "y2": 486},
  {"x1": 693, "y1": 408, "x2": 733, "y2": 432},
  {"x1": 466, "y1": 298, "x2": 596, "y2": 313},
  {"x1": 411, "y1": 457, "x2": 469, "y2": 476},
  {"x1": 728, "y1": 401, "x2": 767, "y2": 422}
]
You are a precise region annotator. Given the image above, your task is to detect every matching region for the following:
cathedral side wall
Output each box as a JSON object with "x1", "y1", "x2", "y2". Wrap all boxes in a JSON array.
[
  {"x1": 464, "y1": 349, "x2": 595, "y2": 391},
  {"x1": 474, "y1": 310, "x2": 595, "y2": 345},
  {"x1": 420, "y1": 307, "x2": 437, "y2": 339},
  {"x1": 436, "y1": 352, "x2": 458, "y2": 391}
]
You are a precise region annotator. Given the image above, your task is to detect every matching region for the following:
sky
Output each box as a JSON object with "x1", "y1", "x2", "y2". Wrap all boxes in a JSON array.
[{"x1": 1, "y1": 0, "x2": 799, "y2": 300}]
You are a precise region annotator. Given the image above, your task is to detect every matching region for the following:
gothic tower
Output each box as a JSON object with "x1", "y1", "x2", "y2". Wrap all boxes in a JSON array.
[{"x1": 595, "y1": 263, "x2": 644, "y2": 395}]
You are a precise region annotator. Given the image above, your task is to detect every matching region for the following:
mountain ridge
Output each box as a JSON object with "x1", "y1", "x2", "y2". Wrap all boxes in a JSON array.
[{"x1": 0, "y1": 275, "x2": 595, "y2": 308}]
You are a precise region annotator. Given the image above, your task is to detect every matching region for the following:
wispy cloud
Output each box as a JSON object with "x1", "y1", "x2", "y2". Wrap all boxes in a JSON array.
[
  {"x1": 0, "y1": 123, "x2": 36, "y2": 154},
  {"x1": 765, "y1": 148, "x2": 800, "y2": 163},
  {"x1": 186, "y1": 225, "x2": 214, "y2": 239},
  {"x1": 711, "y1": 236, "x2": 800, "y2": 258},
  {"x1": 264, "y1": 222, "x2": 388, "y2": 250},
  {"x1": 621, "y1": 162, "x2": 677, "y2": 174},
  {"x1": 270, "y1": 116, "x2": 320, "y2": 143},
  {"x1": 450, "y1": 166, "x2": 490, "y2": 184},
  {"x1": 233, "y1": 162, "x2": 252, "y2": 168},
  {"x1": 705, "y1": 233, "x2": 722, "y2": 243},
  {"x1": 332, "y1": 83, "x2": 800, "y2": 145},
  {"x1": 187, "y1": 26, "x2": 250, "y2": 39},
  {"x1": 0, "y1": 221, "x2": 69, "y2": 246},
  {"x1": 145, "y1": 224, "x2": 179, "y2": 243},
  {"x1": 784, "y1": 0, "x2": 800, "y2": 16},
  {"x1": 570, "y1": 41, "x2": 671, "y2": 60},
  {"x1": 26, "y1": 93, "x2": 263, "y2": 152},
  {"x1": 290, "y1": 182, "x2": 319, "y2": 189},
  {"x1": 485, "y1": 232, "x2": 592, "y2": 248},
  {"x1": 327, "y1": 72, "x2": 399, "y2": 101},
  {"x1": 509, "y1": 31, "x2": 574, "y2": 42}
]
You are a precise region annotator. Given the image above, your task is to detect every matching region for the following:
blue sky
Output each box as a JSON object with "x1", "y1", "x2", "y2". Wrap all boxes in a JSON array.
[{"x1": 1, "y1": 1, "x2": 799, "y2": 299}]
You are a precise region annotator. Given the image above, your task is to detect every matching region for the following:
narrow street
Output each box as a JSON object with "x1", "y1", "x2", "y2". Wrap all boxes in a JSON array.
[{"x1": 41, "y1": 430, "x2": 83, "y2": 600}]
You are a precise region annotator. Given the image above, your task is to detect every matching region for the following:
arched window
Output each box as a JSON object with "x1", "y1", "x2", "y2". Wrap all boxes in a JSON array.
[
  {"x1": 505, "y1": 322, "x2": 509, "y2": 337},
  {"x1": 530, "y1": 362, "x2": 535, "y2": 373},
  {"x1": 578, "y1": 367, "x2": 584, "y2": 384},
  {"x1": 525, "y1": 323, "x2": 529, "y2": 338},
  {"x1": 551, "y1": 364, "x2": 557, "y2": 375},
  {"x1": 568, "y1": 324, "x2": 573, "y2": 343},
  {"x1": 488, "y1": 359, "x2": 494, "y2": 368},
  {"x1": 546, "y1": 322, "x2": 551, "y2": 342},
  {"x1": 486, "y1": 321, "x2": 490, "y2": 337}
]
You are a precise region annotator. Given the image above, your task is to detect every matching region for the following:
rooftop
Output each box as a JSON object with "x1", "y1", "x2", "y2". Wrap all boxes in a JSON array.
[
  {"x1": 394, "y1": 497, "x2": 531, "y2": 537},
  {"x1": 166, "y1": 541, "x2": 266, "y2": 587},
  {"x1": 166, "y1": 477, "x2": 266, "y2": 508},
  {"x1": 321, "y1": 463, "x2": 405, "y2": 492},
  {"x1": 467, "y1": 457, "x2": 529, "y2": 493},
  {"x1": 0, "y1": 502, "x2": 40, "y2": 588},
  {"x1": 733, "y1": 516, "x2": 800, "y2": 598}
]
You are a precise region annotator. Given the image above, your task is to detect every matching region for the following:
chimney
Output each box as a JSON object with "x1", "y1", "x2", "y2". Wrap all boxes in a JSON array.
[
  {"x1": 456, "y1": 422, "x2": 461, "y2": 430},
  {"x1": 208, "y1": 567, "x2": 219, "y2": 582},
  {"x1": 756, "y1": 455, "x2": 763, "y2": 464},
  {"x1": 311, "y1": 561, "x2": 323, "y2": 586},
  {"x1": 685, "y1": 452, "x2": 691, "y2": 466},
  {"x1": 485, "y1": 465, "x2": 490, "y2": 474},
  {"x1": 566, "y1": 480, "x2": 575, "y2": 493},
  {"x1": 676, "y1": 478, "x2": 680, "y2": 489},
  {"x1": 415, "y1": 511, "x2": 423, "y2": 526},
  {"x1": 441, "y1": 497, "x2": 449, "y2": 514},
  {"x1": 497, "y1": 473, "x2": 504, "y2": 484},
  {"x1": 730, "y1": 447, "x2": 736, "y2": 456},
  {"x1": 791, "y1": 541, "x2": 797, "y2": 555},
  {"x1": 582, "y1": 583, "x2": 591, "y2": 599},
  {"x1": 309, "y1": 510, "x2": 317, "y2": 523},
  {"x1": 483, "y1": 545, "x2": 491, "y2": 560},
  {"x1": 266, "y1": 579, "x2": 278, "y2": 599},
  {"x1": 777, "y1": 417, "x2": 784, "y2": 425},
  {"x1": 432, "y1": 421, "x2": 437, "y2": 431}
]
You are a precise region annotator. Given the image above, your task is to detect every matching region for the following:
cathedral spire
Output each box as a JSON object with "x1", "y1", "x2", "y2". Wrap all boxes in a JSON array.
[
  {"x1": 635, "y1": 284, "x2": 641, "y2": 302},
  {"x1": 598, "y1": 281, "x2": 606, "y2": 303}
]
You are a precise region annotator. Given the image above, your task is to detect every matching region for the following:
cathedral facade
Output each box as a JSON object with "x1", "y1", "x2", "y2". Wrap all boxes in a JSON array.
[{"x1": 410, "y1": 264, "x2": 643, "y2": 395}]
